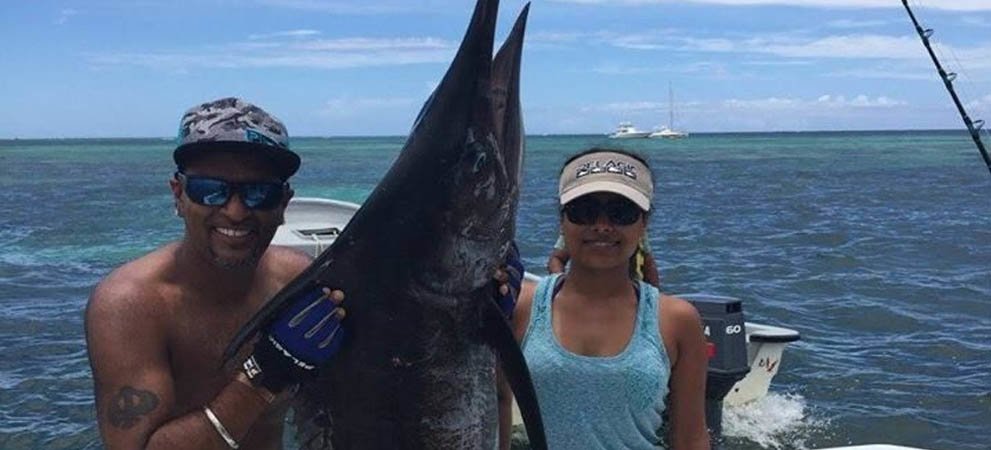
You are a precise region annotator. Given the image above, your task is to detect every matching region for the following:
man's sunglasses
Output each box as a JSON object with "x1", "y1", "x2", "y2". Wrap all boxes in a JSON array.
[
  {"x1": 176, "y1": 172, "x2": 287, "y2": 210},
  {"x1": 562, "y1": 196, "x2": 644, "y2": 226}
]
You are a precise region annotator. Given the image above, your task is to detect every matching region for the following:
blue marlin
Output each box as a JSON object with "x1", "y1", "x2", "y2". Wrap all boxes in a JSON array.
[{"x1": 225, "y1": 1, "x2": 545, "y2": 448}]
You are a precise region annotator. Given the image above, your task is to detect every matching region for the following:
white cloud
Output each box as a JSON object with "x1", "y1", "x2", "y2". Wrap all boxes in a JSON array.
[
  {"x1": 293, "y1": 37, "x2": 450, "y2": 51},
  {"x1": 88, "y1": 36, "x2": 456, "y2": 71},
  {"x1": 825, "y1": 68, "x2": 934, "y2": 80},
  {"x1": 55, "y1": 8, "x2": 78, "y2": 25},
  {"x1": 964, "y1": 94, "x2": 991, "y2": 110},
  {"x1": 740, "y1": 59, "x2": 815, "y2": 66},
  {"x1": 591, "y1": 61, "x2": 736, "y2": 76},
  {"x1": 815, "y1": 94, "x2": 906, "y2": 108},
  {"x1": 589, "y1": 30, "x2": 895, "y2": 57},
  {"x1": 583, "y1": 100, "x2": 703, "y2": 113},
  {"x1": 750, "y1": 35, "x2": 923, "y2": 59},
  {"x1": 254, "y1": 0, "x2": 413, "y2": 14},
  {"x1": 596, "y1": 31, "x2": 990, "y2": 66},
  {"x1": 961, "y1": 16, "x2": 991, "y2": 27},
  {"x1": 826, "y1": 19, "x2": 889, "y2": 29},
  {"x1": 648, "y1": 33, "x2": 924, "y2": 59},
  {"x1": 547, "y1": 0, "x2": 991, "y2": 11},
  {"x1": 248, "y1": 30, "x2": 321, "y2": 40},
  {"x1": 586, "y1": 101, "x2": 667, "y2": 113},
  {"x1": 526, "y1": 31, "x2": 583, "y2": 43},
  {"x1": 571, "y1": 94, "x2": 910, "y2": 134},
  {"x1": 528, "y1": 32, "x2": 584, "y2": 45},
  {"x1": 722, "y1": 97, "x2": 803, "y2": 110},
  {"x1": 721, "y1": 94, "x2": 906, "y2": 111}
]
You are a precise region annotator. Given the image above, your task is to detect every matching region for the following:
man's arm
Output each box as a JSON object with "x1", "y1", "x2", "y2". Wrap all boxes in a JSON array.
[
  {"x1": 547, "y1": 234, "x2": 569, "y2": 274},
  {"x1": 546, "y1": 248, "x2": 569, "y2": 274},
  {"x1": 86, "y1": 277, "x2": 275, "y2": 450}
]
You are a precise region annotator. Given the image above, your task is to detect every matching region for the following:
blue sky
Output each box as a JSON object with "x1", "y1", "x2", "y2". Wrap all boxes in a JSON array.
[{"x1": 1, "y1": 0, "x2": 989, "y2": 138}]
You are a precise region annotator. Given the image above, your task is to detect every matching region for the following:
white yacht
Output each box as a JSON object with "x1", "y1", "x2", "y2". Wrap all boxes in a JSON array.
[{"x1": 608, "y1": 122, "x2": 652, "y2": 139}]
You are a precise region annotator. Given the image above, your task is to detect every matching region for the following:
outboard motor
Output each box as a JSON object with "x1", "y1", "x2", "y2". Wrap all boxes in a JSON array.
[{"x1": 679, "y1": 294, "x2": 750, "y2": 445}]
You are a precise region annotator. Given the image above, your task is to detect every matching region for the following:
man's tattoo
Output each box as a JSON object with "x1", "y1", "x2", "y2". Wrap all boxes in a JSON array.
[{"x1": 107, "y1": 386, "x2": 159, "y2": 429}]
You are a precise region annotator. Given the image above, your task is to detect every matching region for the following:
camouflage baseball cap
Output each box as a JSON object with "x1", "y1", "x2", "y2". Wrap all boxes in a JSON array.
[{"x1": 173, "y1": 97, "x2": 300, "y2": 179}]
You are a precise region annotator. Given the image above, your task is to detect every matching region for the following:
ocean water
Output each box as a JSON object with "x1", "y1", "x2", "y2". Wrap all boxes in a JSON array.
[{"x1": 1, "y1": 131, "x2": 988, "y2": 449}]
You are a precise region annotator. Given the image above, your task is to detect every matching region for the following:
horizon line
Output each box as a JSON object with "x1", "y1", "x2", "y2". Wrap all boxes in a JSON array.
[{"x1": 0, "y1": 128, "x2": 974, "y2": 141}]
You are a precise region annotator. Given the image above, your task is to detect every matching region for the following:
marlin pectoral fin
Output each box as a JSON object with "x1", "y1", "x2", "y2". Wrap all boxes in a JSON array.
[
  {"x1": 481, "y1": 298, "x2": 548, "y2": 450},
  {"x1": 222, "y1": 258, "x2": 332, "y2": 366}
]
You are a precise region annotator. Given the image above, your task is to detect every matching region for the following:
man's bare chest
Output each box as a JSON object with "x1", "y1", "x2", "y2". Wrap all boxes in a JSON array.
[{"x1": 167, "y1": 297, "x2": 263, "y2": 408}]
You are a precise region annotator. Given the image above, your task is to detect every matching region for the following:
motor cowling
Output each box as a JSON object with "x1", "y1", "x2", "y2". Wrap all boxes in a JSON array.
[{"x1": 678, "y1": 294, "x2": 750, "y2": 443}]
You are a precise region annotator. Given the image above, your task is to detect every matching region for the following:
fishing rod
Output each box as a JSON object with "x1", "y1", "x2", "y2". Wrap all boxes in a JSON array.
[{"x1": 901, "y1": 0, "x2": 991, "y2": 176}]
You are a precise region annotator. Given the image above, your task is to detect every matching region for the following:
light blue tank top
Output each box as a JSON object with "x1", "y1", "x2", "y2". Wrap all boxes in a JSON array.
[{"x1": 522, "y1": 274, "x2": 671, "y2": 449}]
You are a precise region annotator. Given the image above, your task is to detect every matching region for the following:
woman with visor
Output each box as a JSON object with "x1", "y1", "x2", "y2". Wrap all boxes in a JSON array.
[{"x1": 500, "y1": 148, "x2": 710, "y2": 449}]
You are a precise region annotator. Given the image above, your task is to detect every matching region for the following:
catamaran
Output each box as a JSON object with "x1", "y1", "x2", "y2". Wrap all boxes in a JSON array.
[{"x1": 650, "y1": 82, "x2": 688, "y2": 139}]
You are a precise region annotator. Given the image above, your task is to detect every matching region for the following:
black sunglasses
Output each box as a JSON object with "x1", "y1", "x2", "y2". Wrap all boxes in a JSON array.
[
  {"x1": 562, "y1": 196, "x2": 644, "y2": 226},
  {"x1": 176, "y1": 172, "x2": 287, "y2": 210}
]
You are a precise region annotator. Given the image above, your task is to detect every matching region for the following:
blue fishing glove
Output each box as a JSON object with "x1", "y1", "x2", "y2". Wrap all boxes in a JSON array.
[
  {"x1": 242, "y1": 287, "x2": 346, "y2": 393},
  {"x1": 496, "y1": 242, "x2": 524, "y2": 320}
]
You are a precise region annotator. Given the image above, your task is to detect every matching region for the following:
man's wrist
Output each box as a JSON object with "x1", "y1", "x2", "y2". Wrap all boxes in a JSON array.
[
  {"x1": 243, "y1": 337, "x2": 305, "y2": 394},
  {"x1": 235, "y1": 370, "x2": 278, "y2": 404}
]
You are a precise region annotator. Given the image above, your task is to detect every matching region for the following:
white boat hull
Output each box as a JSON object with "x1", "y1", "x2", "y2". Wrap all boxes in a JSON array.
[
  {"x1": 610, "y1": 131, "x2": 652, "y2": 139},
  {"x1": 649, "y1": 128, "x2": 688, "y2": 139},
  {"x1": 818, "y1": 446, "x2": 929, "y2": 450},
  {"x1": 270, "y1": 197, "x2": 360, "y2": 255},
  {"x1": 609, "y1": 122, "x2": 651, "y2": 139}
]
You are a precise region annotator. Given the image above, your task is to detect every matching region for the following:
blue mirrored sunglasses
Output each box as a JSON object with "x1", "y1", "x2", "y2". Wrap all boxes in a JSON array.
[{"x1": 176, "y1": 172, "x2": 287, "y2": 210}]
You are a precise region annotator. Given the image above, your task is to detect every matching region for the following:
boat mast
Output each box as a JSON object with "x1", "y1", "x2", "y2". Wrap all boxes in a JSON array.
[
  {"x1": 901, "y1": 0, "x2": 990, "y2": 175},
  {"x1": 669, "y1": 82, "x2": 675, "y2": 129}
]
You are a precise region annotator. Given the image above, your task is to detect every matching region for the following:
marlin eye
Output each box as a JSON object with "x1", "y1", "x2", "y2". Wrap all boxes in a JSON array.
[{"x1": 473, "y1": 152, "x2": 488, "y2": 173}]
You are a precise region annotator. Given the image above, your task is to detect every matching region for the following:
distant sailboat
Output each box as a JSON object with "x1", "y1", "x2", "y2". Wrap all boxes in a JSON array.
[{"x1": 650, "y1": 82, "x2": 688, "y2": 139}]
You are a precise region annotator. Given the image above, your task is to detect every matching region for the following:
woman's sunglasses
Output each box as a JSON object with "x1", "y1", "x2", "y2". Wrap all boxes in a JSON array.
[
  {"x1": 176, "y1": 172, "x2": 287, "y2": 210},
  {"x1": 562, "y1": 196, "x2": 644, "y2": 226}
]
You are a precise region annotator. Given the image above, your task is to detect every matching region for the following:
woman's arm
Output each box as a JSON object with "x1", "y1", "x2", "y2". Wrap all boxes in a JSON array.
[
  {"x1": 663, "y1": 297, "x2": 711, "y2": 450},
  {"x1": 497, "y1": 280, "x2": 537, "y2": 450}
]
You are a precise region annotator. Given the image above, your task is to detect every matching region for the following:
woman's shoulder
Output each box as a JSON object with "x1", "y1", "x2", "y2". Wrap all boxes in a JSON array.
[
  {"x1": 659, "y1": 294, "x2": 702, "y2": 320},
  {"x1": 656, "y1": 294, "x2": 707, "y2": 368},
  {"x1": 657, "y1": 294, "x2": 704, "y2": 337}
]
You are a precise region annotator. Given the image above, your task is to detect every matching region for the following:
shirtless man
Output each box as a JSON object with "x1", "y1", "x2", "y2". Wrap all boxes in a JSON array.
[{"x1": 86, "y1": 97, "x2": 523, "y2": 450}]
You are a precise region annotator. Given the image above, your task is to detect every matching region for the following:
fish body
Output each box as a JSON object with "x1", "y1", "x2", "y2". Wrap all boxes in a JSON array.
[{"x1": 225, "y1": 1, "x2": 544, "y2": 449}]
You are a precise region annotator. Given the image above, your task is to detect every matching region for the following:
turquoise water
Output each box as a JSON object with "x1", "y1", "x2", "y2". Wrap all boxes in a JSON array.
[{"x1": 1, "y1": 131, "x2": 989, "y2": 449}]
